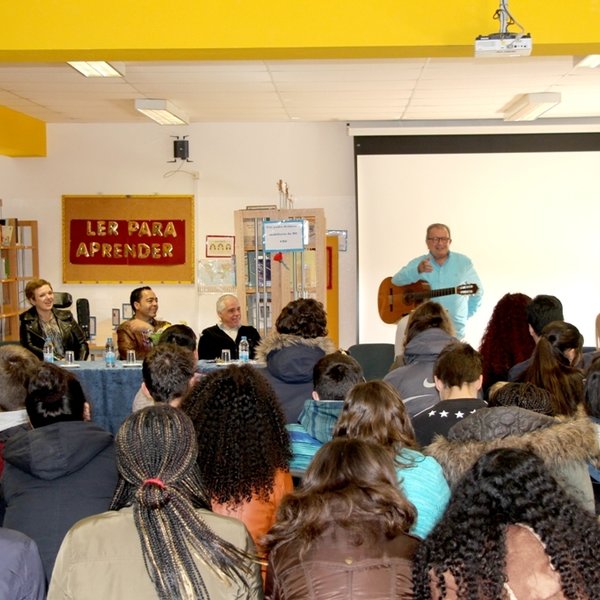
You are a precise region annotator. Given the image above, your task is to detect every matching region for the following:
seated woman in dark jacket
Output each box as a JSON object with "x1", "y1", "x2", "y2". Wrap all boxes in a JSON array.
[
  {"x1": 2, "y1": 363, "x2": 117, "y2": 581},
  {"x1": 264, "y1": 438, "x2": 420, "y2": 600},
  {"x1": 19, "y1": 278, "x2": 88, "y2": 360}
]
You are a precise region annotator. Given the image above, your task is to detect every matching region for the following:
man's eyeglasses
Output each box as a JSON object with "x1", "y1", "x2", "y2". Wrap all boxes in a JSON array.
[{"x1": 427, "y1": 237, "x2": 450, "y2": 244}]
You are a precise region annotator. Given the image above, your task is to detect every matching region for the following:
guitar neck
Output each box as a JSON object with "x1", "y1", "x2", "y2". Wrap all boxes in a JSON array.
[{"x1": 421, "y1": 286, "x2": 458, "y2": 301}]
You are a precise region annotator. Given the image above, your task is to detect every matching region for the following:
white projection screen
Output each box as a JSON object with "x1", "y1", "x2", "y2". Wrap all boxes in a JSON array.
[{"x1": 355, "y1": 133, "x2": 600, "y2": 350}]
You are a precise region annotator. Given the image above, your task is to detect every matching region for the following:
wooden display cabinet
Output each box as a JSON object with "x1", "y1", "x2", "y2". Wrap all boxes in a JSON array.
[
  {"x1": 0, "y1": 220, "x2": 39, "y2": 341},
  {"x1": 234, "y1": 208, "x2": 326, "y2": 338}
]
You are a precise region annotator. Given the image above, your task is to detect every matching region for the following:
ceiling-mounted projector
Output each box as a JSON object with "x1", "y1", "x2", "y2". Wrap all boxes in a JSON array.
[{"x1": 475, "y1": 33, "x2": 532, "y2": 57}]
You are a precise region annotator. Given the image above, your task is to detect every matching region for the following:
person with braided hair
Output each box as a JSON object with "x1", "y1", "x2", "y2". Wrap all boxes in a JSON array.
[
  {"x1": 48, "y1": 404, "x2": 263, "y2": 599},
  {"x1": 413, "y1": 447, "x2": 600, "y2": 600}
]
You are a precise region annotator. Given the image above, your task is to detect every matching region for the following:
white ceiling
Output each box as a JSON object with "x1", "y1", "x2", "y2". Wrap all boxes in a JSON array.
[{"x1": 1, "y1": 55, "x2": 600, "y2": 124}]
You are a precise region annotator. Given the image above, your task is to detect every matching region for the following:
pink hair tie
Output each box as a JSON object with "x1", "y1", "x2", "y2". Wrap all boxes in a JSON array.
[{"x1": 142, "y1": 477, "x2": 166, "y2": 489}]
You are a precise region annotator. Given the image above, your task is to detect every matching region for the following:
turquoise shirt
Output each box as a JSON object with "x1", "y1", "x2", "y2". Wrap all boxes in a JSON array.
[
  {"x1": 396, "y1": 447, "x2": 450, "y2": 539},
  {"x1": 287, "y1": 399, "x2": 344, "y2": 474},
  {"x1": 392, "y1": 250, "x2": 482, "y2": 339}
]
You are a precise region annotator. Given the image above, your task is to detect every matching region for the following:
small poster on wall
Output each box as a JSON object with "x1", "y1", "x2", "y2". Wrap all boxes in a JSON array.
[
  {"x1": 206, "y1": 235, "x2": 235, "y2": 258},
  {"x1": 197, "y1": 258, "x2": 236, "y2": 293}
]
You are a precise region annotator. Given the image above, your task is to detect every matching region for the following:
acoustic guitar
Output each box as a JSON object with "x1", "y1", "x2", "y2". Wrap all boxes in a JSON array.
[{"x1": 378, "y1": 277, "x2": 479, "y2": 324}]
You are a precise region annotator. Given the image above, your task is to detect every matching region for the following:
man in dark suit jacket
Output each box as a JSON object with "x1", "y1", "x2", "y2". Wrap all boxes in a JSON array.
[{"x1": 198, "y1": 294, "x2": 261, "y2": 360}]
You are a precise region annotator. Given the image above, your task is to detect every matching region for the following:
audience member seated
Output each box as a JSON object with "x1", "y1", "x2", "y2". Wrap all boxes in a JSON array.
[
  {"x1": 264, "y1": 438, "x2": 420, "y2": 600},
  {"x1": 487, "y1": 381, "x2": 553, "y2": 415},
  {"x1": 427, "y1": 381, "x2": 597, "y2": 513},
  {"x1": 519, "y1": 320, "x2": 584, "y2": 416},
  {"x1": 0, "y1": 345, "x2": 39, "y2": 523},
  {"x1": 583, "y1": 357, "x2": 600, "y2": 511},
  {"x1": 508, "y1": 293, "x2": 563, "y2": 381},
  {"x1": 413, "y1": 448, "x2": 600, "y2": 599},
  {"x1": 116, "y1": 286, "x2": 170, "y2": 360},
  {"x1": 384, "y1": 301, "x2": 457, "y2": 418},
  {"x1": 131, "y1": 340, "x2": 198, "y2": 412},
  {"x1": 48, "y1": 405, "x2": 262, "y2": 599},
  {"x1": 182, "y1": 364, "x2": 293, "y2": 562},
  {"x1": 0, "y1": 528, "x2": 45, "y2": 600},
  {"x1": 333, "y1": 381, "x2": 450, "y2": 539},
  {"x1": 287, "y1": 351, "x2": 363, "y2": 475},
  {"x1": 19, "y1": 278, "x2": 89, "y2": 360},
  {"x1": 157, "y1": 322, "x2": 198, "y2": 352},
  {"x1": 411, "y1": 342, "x2": 487, "y2": 446},
  {"x1": 2, "y1": 363, "x2": 117, "y2": 581},
  {"x1": 256, "y1": 298, "x2": 336, "y2": 422},
  {"x1": 478, "y1": 292, "x2": 534, "y2": 395},
  {"x1": 198, "y1": 294, "x2": 261, "y2": 360}
]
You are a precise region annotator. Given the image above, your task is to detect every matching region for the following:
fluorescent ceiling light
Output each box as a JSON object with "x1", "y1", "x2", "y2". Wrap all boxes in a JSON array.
[
  {"x1": 68, "y1": 61, "x2": 123, "y2": 77},
  {"x1": 575, "y1": 55, "x2": 600, "y2": 69},
  {"x1": 503, "y1": 92, "x2": 561, "y2": 121},
  {"x1": 135, "y1": 99, "x2": 188, "y2": 125}
]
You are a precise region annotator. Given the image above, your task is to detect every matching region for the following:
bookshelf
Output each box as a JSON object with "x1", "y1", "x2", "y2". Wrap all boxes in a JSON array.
[
  {"x1": 234, "y1": 208, "x2": 326, "y2": 338},
  {"x1": 0, "y1": 220, "x2": 39, "y2": 341}
]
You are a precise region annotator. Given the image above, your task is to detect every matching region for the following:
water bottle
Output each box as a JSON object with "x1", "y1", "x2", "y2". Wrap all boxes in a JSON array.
[
  {"x1": 239, "y1": 336, "x2": 249, "y2": 363},
  {"x1": 104, "y1": 337, "x2": 116, "y2": 368},
  {"x1": 43, "y1": 337, "x2": 54, "y2": 363}
]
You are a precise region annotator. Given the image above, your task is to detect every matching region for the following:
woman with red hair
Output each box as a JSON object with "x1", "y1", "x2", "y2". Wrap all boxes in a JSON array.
[{"x1": 478, "y1": 293, "x2": 534, "y2": 395}]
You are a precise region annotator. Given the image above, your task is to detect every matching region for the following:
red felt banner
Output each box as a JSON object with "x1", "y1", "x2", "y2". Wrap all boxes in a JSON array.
[{"x1": 69, "y1": 219, "x2": 186, "y2": 265}]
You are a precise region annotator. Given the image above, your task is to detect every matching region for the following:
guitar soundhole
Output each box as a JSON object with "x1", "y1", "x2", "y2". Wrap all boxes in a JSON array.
[{"x1": 404, "y1": 294, "x2": 413, "y2": 303}]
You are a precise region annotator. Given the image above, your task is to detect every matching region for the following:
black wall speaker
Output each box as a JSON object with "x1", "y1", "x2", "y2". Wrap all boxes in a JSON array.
[{"x1": 173, "y1": 139, "x2": 189, "y2": 160}]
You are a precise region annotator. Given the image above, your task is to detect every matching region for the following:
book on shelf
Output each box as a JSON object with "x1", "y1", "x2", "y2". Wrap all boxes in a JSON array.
[
  {"x1": 246, "y1": 295, "x2": 272, "y2": 330},
  {"x1": 0, "y1": 218, "x2": 18, "y2": 245},
  {"x1": 246, "y1": 252, "x2": 271, "y2": 288}
]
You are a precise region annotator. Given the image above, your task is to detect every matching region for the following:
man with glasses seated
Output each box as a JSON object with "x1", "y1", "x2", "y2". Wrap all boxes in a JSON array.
[{"x1": 392, "y1": 223, "x2": 482, "y2": 341}]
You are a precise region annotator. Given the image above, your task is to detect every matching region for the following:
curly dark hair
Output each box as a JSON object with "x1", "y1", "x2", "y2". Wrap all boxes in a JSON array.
[
  {"x1": 181, "y1": 364, "x2": 292, "y2": 506},
  {"x1": 488, "y1": 381, "x2": 554, "y2": 415},
  {"x1": 275, "y1": 298, "x2": 328, "y2": 338},
  {"x1": 264, "y1": 438, "x2": 416, "y2": 555},
  {"x1": 478, "y1": 293, "x2": 535, "y2": 392},
  {"x1": 413, "y1": 448, "x2": 600, "y2": 600}
]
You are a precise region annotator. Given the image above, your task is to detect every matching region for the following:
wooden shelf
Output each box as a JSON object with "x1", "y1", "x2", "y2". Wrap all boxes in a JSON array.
[
  {"x1": 0, "y1": 220, "x2": 39, "y2": 342},
  {"x1": 235, "y1": 208, "x2": 326, "y2": 338}
]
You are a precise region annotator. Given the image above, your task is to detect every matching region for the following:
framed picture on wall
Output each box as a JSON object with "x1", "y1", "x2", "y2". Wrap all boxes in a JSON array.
[
  {"x1": 89, "y1": 316, "x2": 96, "y2": 338},
  {"x1": 206, "y1": 235, "x2": 235, "y2": 258},
  {"x1": 122, "y1": 303, "x2": 133, "y2": 320},
  {"x1": 112, "y1": 308, "x2": 121, "y2": 327},
  {"x1": 327, "y1": 229, "x2": 348, "y2": 252}
]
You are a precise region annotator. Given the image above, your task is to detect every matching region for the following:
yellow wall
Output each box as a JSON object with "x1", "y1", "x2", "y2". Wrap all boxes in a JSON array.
[
  {"x1": 0, "y1": 107, "x2": 46, "y2": 157},
  {"x1": 1, "y1": 0, "x2": 599, "y2": 61},
  {"x1": 1, "y1": 0, "x2": 599, "y2": 156}
]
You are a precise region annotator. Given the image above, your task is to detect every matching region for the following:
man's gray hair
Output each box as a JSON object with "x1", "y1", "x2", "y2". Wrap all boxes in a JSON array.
[{"x1": 216, "y1": 293, "x2": 239, "y2": 314}]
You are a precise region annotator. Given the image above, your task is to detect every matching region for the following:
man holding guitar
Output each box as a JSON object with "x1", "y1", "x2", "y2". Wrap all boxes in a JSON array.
[{"x1": 390, "y1": 223, "x2": 482, "y2": 340}]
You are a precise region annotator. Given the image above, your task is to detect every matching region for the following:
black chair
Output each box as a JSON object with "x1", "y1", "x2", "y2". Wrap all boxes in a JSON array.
[
  {"x1": 53, "y1": 292, "x2": 73, "y2": 309},
  {"x1": 347, "y1": 343, "x2": 395, "y2": 381},
  {"x1": 54, "y1": 292, "x2": 91, "y2": 341}
]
